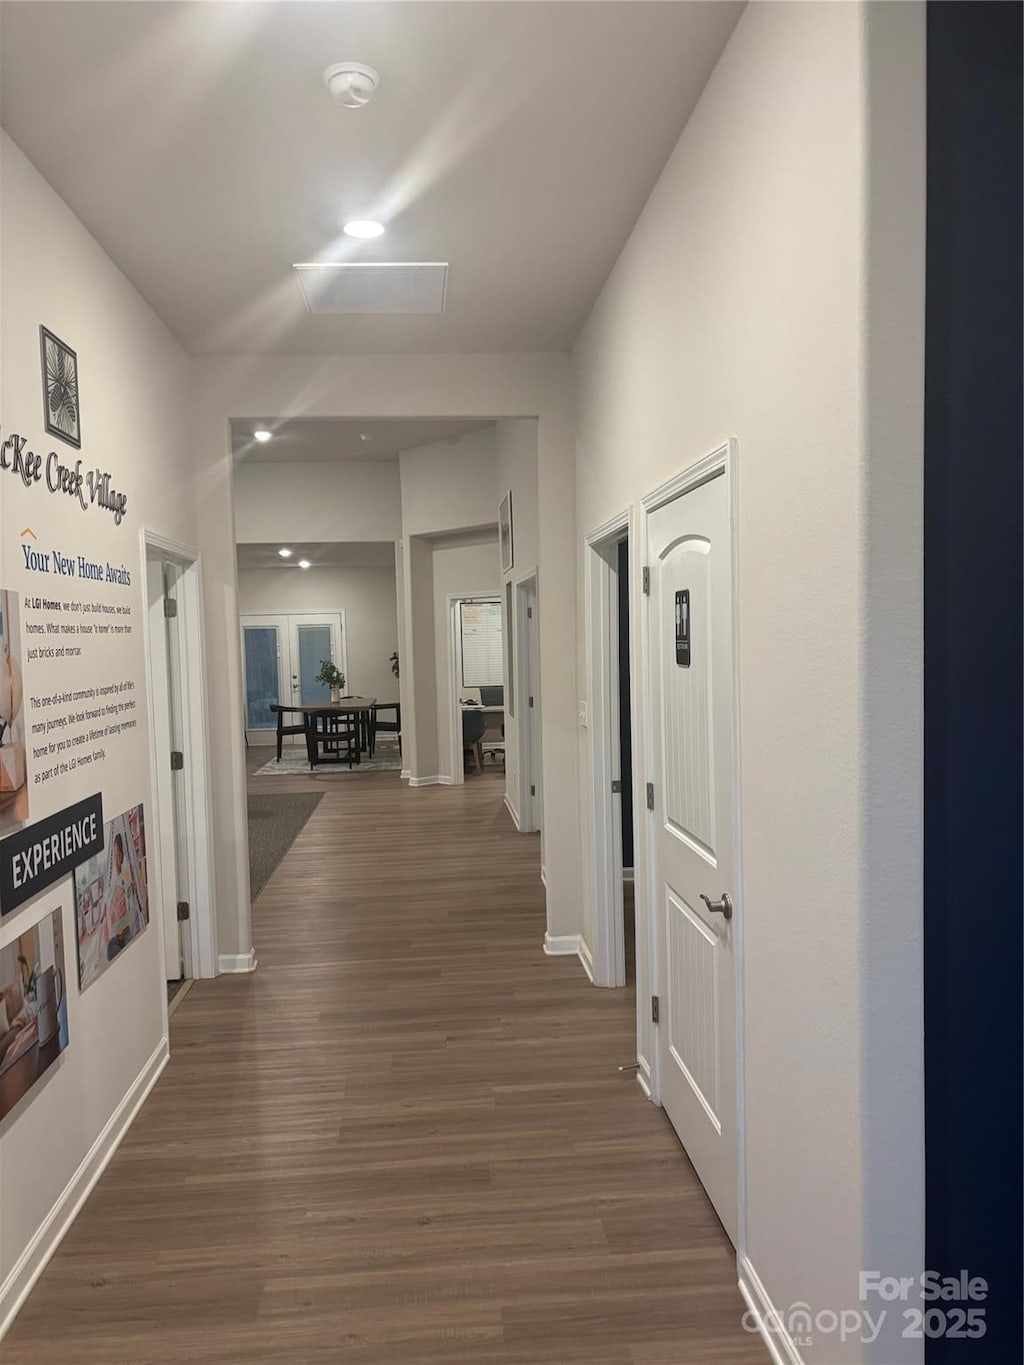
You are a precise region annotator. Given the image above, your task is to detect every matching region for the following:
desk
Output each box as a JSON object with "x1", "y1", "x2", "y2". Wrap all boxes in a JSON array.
[{"x1": 280, "y1": 698, "x2": 376, "y2": 770}]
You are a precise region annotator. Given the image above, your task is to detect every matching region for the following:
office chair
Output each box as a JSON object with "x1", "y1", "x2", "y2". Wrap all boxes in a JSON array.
[
  {"x1": 478, "y1": 686, "x2": 505, "y2": 767},
  {"x1": 462, "y1": 709, "x2": 488, "y2": 774}
]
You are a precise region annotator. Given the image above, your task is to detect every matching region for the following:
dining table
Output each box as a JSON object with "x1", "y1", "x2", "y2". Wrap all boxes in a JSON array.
[{"x1": 286, "y1": 697, "x2": 377, "y2": 770}]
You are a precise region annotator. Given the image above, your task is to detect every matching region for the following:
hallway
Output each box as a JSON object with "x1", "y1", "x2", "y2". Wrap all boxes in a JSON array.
[{"x1": 4, "y1": 772, "x2": 762, "y2": 1364}]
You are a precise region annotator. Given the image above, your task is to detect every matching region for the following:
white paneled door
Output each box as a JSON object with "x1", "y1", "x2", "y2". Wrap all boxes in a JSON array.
[{"x1": 647, "y1": 458, "x2": 738, "y2": 1244}]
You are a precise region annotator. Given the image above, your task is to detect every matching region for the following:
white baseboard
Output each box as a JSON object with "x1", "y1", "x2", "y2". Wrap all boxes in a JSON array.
[
  {"x1": 408, "y1": 774, "x2": 452, "y2": 788},
  {"x1": 400, "y1": 768, "x2": 411, "y2": 780},
  {"x1": 0, "y1": 1037, "x2": 169, "y2": 1340},
  {"x1": 543, "y1": 932, "x2": 597, "y2": 986},
  {"x1": 543, "y1": 931, "x2": 579, "y2": 956},
  {"x1": 218, "y1": 948, "x2": 257, "y2": 973},
  {"x1": 738, "y1": 1255, "x2": 805, "y2": 1365},
  {"x1": 503, "y1": 794, "x2": 521, "y2": 829},
  {"x1": 577, "y1": 936, "x2": 595, "y2": 982}
]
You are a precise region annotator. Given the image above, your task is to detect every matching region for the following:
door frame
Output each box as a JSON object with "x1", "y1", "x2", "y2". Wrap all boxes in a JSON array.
[
  {"x1": 638, "y1": 438, "x2": 748, "y2": 1256},
  {"x1": 513, "y1": 570, "x2": 541, "y2": 834},
  {"x1": 140, "y1": 530, "x2": 218, "y2": 990},
  {"x1": 585, "y1": 507, "x2": 636, "y2": 988},
  {"x1": 446, "y1": 591, "x2": 503, "y2": 787}
]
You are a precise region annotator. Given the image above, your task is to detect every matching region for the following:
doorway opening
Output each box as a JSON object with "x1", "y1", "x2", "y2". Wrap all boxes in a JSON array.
[
  {"x1": 585, "y1": 512, "x2": 638, "y2": 989},
  {"x1": 447, "y1": 593, "x2": 505, "y2": 785},
  {"x1": 142, "y1": 532, "x2": 217, "y2": 1010}
]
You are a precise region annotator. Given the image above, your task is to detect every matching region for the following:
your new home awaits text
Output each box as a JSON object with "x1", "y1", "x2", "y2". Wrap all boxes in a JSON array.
[{"x1": 21, "y1": 546, "x2": 132, "y2": 586}]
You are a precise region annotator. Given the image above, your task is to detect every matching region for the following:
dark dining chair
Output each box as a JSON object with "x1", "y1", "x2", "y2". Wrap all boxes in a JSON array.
[
  {"x1": 369, "y1": 702, "x2": 401, "y2": 758},
  {"x1": 311, "y1": 711, "x2": 358, "y2": 769},
  {"x1": 270, "y1": 704, "x2": 306, "y2": 761}
]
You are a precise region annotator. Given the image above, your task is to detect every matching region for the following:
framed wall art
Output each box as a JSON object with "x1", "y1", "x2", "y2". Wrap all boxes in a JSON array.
[{"x1": 40, "y1": 326, "x2": 81, "y2": 449}]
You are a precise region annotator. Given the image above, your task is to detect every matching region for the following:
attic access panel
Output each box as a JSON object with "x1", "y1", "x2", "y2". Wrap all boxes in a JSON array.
[{"x1": 294, "y1": 263, "x2": 448, "y2": 315}]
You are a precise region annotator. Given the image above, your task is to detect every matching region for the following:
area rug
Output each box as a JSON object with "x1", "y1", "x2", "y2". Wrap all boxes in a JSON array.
[
  {"x1": 248, "y1": 791, "x2": 323, "y2": 902},
  {"x1": 254, "y1": 740, "x2": 402, "y2": 777}
]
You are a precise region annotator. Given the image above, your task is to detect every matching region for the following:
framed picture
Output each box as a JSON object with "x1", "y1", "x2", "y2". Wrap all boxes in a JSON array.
[
  {"x1": 74, "y1": 802, "x2": 148, "y2": 991},
  {"x1": 40, "y1": 326, "x2": 81, "y2": 449},
  {"x1": 0, "y1": 587, "x2": 29, "y2": 833},
  {"x1": 0, "y1": 907, "x2": 69, "y2": 1122},
  {"x1": 499, "y1": 490, "x2": 514, "y2": 574}
]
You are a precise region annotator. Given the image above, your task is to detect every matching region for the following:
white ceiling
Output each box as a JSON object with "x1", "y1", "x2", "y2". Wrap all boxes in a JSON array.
[
  {"x1": 236, "y1": 541, "x2": 396, "y2": 569},
  {"x1": 231, "y1": 416, "x2": 494, "y2": 463},
  {"x1": 0, "y1": 1, "x2": 743, "y2": 356}
]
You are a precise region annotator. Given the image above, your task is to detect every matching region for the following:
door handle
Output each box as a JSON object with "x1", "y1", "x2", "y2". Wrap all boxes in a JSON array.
[{"x1": 699, "y1": 892, "x2": 733, "y2": 921}]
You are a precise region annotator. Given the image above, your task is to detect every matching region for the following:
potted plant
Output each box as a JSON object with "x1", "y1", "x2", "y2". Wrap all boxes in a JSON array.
[
  {"x1": 315, "y1": 659, "x2": 346, "y2": 703},
  {"x1": 390, "y1": 651, "x2": 400, "y2": 680}
]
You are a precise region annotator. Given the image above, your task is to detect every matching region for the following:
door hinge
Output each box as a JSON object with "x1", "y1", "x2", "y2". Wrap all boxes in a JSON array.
[
  {"x1": 163, "y1": 597, "x2": 178, "y2": 618},
  {"x1": 527, "y1": 606, "x2": 533, "y2": 618},
  {"x1": 642, "y1": 566, "x2": 650, "y2": 596},
  {"x1": 530, "y1": 784, "x2": 536, "y2": 796},
  {"x1": 646, "y1": 781, "x2": 654, "y2": 811},
  {"x1": 170, "y1": 750, "x2": 184, "y2": 771},
  {"x1": 611, "y1": 779, "x2": 622, "y2": 794},
  {"x1": 651, "y1": 995, "x2": 660, "y2": 1024},
  {"x1": 528, "y1": 696, "x2": 534, "y2": 708},
  {"x1": 176, "y1": 901, "x2": 190, "y2": 922}
]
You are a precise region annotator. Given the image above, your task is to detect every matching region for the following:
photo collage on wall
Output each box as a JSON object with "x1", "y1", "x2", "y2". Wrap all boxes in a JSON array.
[
  {"x1": 73, "y1": 804, "x2": 149, "y2": 992},
  {"x1": 0, "y1": 587, "x2": 28, "y2": 833},
  {"x1": 0, "y1": 908, "x2": 69, "y2": 1124}
]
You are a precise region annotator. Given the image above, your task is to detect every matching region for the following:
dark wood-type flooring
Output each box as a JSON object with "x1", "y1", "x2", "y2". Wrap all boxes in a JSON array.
[{"x1": 3, "y1": 759, "x2": 765, "y2": 1364}]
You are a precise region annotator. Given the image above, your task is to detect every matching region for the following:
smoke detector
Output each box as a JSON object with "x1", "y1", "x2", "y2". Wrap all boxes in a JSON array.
[{"x1": 323, "y1": 62, "x2": 380, "y2": 108}]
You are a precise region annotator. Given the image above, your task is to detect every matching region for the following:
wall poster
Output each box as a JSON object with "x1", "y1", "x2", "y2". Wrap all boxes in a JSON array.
[
  {"x1": 0, "y1": 907, "x2": 68, "y2": 1123},
  {"x1": 0, "y1": 588, "x2": 28, "y2": 829},
  {"x1": 0, "y1": 324, "x2": 152, "y2": 1115},
  {"x1": 74, "y1": 802, "x2": 148, "y2": 991}
]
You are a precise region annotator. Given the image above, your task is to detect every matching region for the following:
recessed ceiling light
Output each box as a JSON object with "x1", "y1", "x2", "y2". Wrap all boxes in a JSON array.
[
  {"x1": 253, "y1": 428, "x2": 272, "y2": 443},
  {"x1": 278, "y1": 548, "x2": 292, "y2": 558},
  {"x1": 343, "y1": 220, "x2": 386, "y2": 239},
  {"x1": 359, "y1": 432, "x2": 375, "y2": 442},
  {"x1": 297, "y1": 559, "x2": 311, "y2": 569}
]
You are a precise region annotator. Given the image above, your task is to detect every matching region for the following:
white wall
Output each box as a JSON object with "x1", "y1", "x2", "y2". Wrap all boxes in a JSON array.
[
  {"x1": 399, "y1": 427, "x2": 496, "y2": 537},
  {"x1": 236, "y1": 564, "x2": 399, "y2": 708},
  {"x1": 431, "y1": 533, "x2": 501, "y2": 782},
  {"x1": 233, "y1": 460, "x2": 401, "y2": 543},
  {"x1": 572, "y1": 4, "x2": 924, "y2": 1362},
  {"x1": 0, "y1": 132, "x2": 195, "y2": 1325}
]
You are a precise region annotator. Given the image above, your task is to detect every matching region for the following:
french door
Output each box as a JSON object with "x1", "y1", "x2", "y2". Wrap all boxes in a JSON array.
[{"x1": 241, "y1": 612, "x2": 345, "y2": 739}]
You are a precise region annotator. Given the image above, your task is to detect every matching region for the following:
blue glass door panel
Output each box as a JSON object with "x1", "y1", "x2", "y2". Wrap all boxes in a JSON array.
[
  {"x1": 296, "y1": 624, "x2": 333, "y2": 704},
  {"x1": 243, "y1": 626, "x2": 280, "y2": 728}
]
